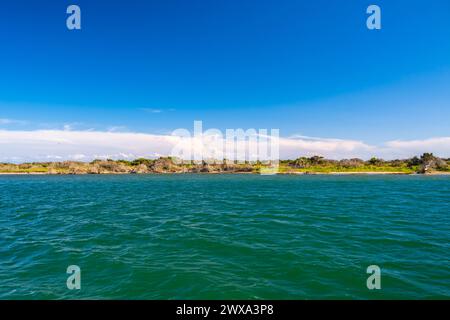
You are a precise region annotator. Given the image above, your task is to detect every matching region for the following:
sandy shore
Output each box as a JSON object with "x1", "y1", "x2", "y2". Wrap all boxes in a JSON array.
[
  {"x1": 0, "y1": 172, "x2": 48, "y2": 175},
  {"x1": 1, "y1": 171, "x2": 450, "y2": 176},
  {"x1": 424, "y1": 172, "x2": 450, "y2": 175},
  {"x1": 279, "y1": 171, "x2": 409, "y2": 175}
]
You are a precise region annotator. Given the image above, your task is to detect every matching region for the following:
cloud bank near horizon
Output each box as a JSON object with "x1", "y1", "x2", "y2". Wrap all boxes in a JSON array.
[{"x1": 0, "y1": 129, "x2": 449, "y2": 163}]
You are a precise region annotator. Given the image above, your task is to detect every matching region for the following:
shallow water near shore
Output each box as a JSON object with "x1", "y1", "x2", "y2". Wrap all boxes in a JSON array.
[{"x1": 0, "y1": 174, "x2": 449, "y2": 299}]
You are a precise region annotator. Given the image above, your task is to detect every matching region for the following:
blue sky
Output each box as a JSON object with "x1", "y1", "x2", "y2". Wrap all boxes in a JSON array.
[{"x1": 1, "y1": 0, "x2": 450, "y2": 161}]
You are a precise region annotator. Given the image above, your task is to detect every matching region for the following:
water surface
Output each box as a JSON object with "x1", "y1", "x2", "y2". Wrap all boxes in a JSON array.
[{"x1": 0, "y1": 174, "x2": 449, "y2": 299}]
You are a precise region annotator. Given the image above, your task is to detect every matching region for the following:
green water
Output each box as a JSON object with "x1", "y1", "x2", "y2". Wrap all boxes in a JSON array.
[{"x1": 0, "y1": 174, "x2": 449, "y2": 299}]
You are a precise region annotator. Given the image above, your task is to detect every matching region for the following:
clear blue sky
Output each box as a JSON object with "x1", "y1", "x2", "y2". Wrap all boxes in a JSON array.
[{"x1": 1, "y1": 0, "x2": 449, "y2": 144}]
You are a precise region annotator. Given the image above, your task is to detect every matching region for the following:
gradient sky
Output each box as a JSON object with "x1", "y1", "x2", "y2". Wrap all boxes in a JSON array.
[{"x1": 1, "y1": 0, "x2": 450, "y2": 161}]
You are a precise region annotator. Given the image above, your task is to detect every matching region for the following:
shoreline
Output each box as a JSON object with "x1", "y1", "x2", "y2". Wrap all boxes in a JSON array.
[
  {"x1": 1, "y1": 171, "x2": 450, "y2": 176},
  {"x1": 1, "y1": 155, "x2": 449, "y2": 176}
]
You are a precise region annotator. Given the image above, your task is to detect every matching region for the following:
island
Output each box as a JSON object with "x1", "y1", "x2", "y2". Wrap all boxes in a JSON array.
[{"x1": 1, "y1": 153, "x2": 449, "y2": 175}]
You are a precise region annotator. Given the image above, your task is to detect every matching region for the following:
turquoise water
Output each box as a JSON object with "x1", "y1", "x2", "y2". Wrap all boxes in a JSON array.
[{"x1": 0, "y1": 174, "x2": 449, "y2": 299}]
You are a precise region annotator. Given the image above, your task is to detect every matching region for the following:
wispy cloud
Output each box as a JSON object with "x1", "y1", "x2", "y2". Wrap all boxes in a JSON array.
[
  {"x1": 62, "y1": 122, "x2": 88, "y2": 131},
  {"x1": 0, "y1": 129, "x2": 449, "y2": 163},
  {"x1": 0, "y1": 118, "x2": 27, "y2": 125},
  {"x1": 107, "y1": 126, "x2": 128, "y2": 132},
  {"x1": 140, "y1": 108, "x2": 163, "y2": 114},
  {"x1": 139, "y1": 108, "x2": 176, "y2": 114}
]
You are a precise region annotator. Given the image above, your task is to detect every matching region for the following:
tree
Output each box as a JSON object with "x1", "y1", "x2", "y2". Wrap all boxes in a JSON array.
[
  {"x1": 309, "y1": 156, "x2": 324, "y2": 165},
  {"x1": 368, "y1": 157, "x2": 383, "y2": 165},
  {"x1": 407, "y1": 156, "x2": 421, "y2": 167},
  {"x1": 420, "y1": 153, "x2": 435, "y2": 164},
  {"x1": 418, "y1": 153, "x2": 448, "y2": 173},
  {"x1": 131, "y1": 158, "x2": 152, "y2": 166}
]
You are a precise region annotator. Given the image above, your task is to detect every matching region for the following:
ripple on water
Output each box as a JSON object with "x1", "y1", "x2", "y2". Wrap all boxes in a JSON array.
[{"x1": 0, "y1": 174, "x2": 449, "y2": 299}]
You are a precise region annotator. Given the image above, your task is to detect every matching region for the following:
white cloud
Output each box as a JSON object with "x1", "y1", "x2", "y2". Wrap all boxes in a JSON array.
[
  {"x1": 0, "y1": 130, "x2": 178, "y2": 162},
  {"x1": 0, "y1": 129, "x2": 449, "y2": 163},
  {"x1": 70, "y1": 154, "x2": 87, "y2": 160},
  {"x1": 381, "y1": 137, "x2": 450, "y2": 159},
  {"x1": 279, "y1": 136, "x2": 376, "y2": 160}
]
